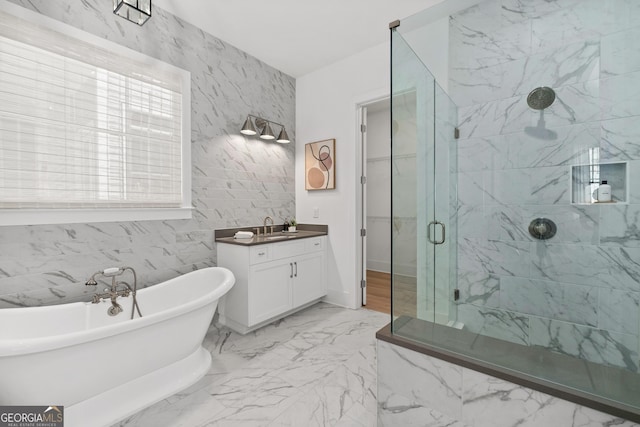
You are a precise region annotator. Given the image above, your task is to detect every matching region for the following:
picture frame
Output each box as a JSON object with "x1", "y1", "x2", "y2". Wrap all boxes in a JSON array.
[{"x1": 305, "y1": 138, "x2": 336, "y2": 190}]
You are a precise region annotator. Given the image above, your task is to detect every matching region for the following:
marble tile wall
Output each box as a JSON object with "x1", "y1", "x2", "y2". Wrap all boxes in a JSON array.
[
  {"x1": 0, "y1": 0, "x2": 295, "y2": 307},
  {"x1": 377, "y1": 340, "x2": 639, "y2": 427},
  {"x1": 451, "y1": 0, "x2": 640, "y2": 372}
]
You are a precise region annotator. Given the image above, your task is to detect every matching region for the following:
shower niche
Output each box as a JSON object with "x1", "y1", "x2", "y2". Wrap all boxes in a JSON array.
[{"x1": 571, "y1": 161, "x2": 627, "y2": 204}]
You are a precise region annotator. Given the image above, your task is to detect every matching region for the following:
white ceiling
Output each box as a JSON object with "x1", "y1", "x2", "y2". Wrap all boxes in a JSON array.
[{"x1": 152, "y1": 0, "x2": 445, "y2": 78}]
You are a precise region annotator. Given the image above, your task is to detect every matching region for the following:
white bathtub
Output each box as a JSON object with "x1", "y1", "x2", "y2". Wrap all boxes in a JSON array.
[{"x1": 0, "y1": 267, "x2": 235, "y2": 427}]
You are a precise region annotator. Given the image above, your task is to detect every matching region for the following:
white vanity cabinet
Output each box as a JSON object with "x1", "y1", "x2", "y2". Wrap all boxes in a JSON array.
[{"x1": 217, "y1": 236, "x2": 327, "y2": 334}]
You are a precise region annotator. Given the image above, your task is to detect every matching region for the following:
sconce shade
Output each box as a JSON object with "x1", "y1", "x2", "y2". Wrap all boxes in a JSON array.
[
  {"x1": 113, "y1": 0, "x2": 152, "y2": 26},
  {"x1": 241, "y1": 114, "x2": 291, "y2": 143},
  {"x1": 260, "y1": 121, "x2": 275, "y2": 140},
  {"x1": 276, "y1": 127, "x2": 290, "y2": 143},
  {"x1": 240, "y1": 117, "x2": 257, "y2": 135}
]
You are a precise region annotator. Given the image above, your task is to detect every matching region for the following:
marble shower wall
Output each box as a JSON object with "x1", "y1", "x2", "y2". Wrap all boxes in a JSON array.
[
  {"x1": 0, "y1": 0, "x2": 295, "y2": 307},
  {"x1": 451, "y1": 0, "x2": 640, "y2": 371}
]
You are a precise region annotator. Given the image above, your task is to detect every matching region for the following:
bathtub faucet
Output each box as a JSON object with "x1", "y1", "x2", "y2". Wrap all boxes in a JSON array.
[{"x1": 85, "y1": 267, "x2": 143, "y2": 318}]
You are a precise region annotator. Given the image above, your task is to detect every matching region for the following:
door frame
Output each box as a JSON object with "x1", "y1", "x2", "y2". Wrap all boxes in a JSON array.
[{"x1": 355, "y1": 93, "x2": 390, "y2": 308}]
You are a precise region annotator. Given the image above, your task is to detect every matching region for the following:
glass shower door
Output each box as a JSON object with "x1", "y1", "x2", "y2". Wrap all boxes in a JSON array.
[
  {"x1": 434, "y1": 82, "x2": 458, "y2": 327},
  {"x1": 391, "y1": 27, "x2": 458, "y2": 329}
]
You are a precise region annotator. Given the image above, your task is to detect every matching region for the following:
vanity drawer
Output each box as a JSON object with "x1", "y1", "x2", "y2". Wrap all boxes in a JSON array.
[
  {"x1": 305, "y1": 237, "x2": 324, "y2": 252},
  {"x1": 250, "y1": 245, "x2": 271, "y2": 264},
  {"x1": 271, "y1": 240, "x2": 306, "y2": 260}
]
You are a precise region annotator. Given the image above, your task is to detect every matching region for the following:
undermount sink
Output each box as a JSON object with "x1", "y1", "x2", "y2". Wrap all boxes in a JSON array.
[{"x1": 264, "y1": 235, "x2": 296, "y2": 240}]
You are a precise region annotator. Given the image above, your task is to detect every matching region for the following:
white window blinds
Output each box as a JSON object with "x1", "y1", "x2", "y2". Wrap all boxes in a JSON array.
[{"x1": 0, "y1": 7, "x2": 190, "y2": 214}]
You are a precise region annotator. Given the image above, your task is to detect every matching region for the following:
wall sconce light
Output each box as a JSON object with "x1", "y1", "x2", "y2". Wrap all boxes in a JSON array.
[
  {"x1": 113, "y1": 0, "x2": 152, "y2": 26},
  {"x1": 240, "y1": 115, "x2": 290, "y2": 143}
]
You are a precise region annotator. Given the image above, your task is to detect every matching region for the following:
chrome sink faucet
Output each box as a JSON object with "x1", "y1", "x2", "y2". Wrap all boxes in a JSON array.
[{"x1": 263, "y1": 216, "x2": 274, "y2": 235}]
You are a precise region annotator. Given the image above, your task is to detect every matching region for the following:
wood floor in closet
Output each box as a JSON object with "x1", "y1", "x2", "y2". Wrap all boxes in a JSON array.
[{"x1": 365, "y1": 270, "x2": 416, "y2": 317}]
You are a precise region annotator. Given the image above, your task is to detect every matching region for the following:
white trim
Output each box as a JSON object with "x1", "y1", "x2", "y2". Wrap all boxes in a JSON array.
[
  {"x1": 0, "y1": 0, "x2": 192, "y2": 226},
  {"x1": 354, "y1": 89, "x2": 390, "y2": 309},
  {"x1": 0, "y1": 207, "x2": 193, "y2": 226},
  {"x1": 181, "y1": 79, "x2": 193, "y2": 210}
]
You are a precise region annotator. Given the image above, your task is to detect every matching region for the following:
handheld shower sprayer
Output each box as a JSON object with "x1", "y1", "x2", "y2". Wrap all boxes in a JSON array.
[{"x1": 85, "y1": 267, "x2": 125, "y2": 286}]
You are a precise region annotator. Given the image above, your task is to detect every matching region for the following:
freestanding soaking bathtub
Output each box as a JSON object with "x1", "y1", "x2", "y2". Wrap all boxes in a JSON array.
[{"x1": 0, "y1": 267, "x2": 235, "y2": 427}]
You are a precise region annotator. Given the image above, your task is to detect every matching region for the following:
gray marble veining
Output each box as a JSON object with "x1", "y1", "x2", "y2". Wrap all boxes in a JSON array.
[
  {"x1": 457, "y1": 238, "x2": 531, "y2": 278},
  {"x1": 457, "y1": 303, "x2": 530, "y2": 345},
  {"x1": 378, "y1": 339, "x2": 639, "y2": 426},
  {"x1": 501, "y1": 0, "x2": 585, "y2": 23},
  {"x1": 601, "y1": 117, "x2": 640, "y2": 161},
  {"x1": 601, "y1": 26, "x2": 640, "y2": 77},
  {"x1": 512, "y1": 122, "x2": 600, "y2": 168},
  {"x1": 451, "y1": 39, "x2": 599, "y2": 108},
  {"x1": 116, "y1": 303, "x2": 388, "y2": 427},
  {"x1": 449, "y1": 0, "x2": 640, "y2": 371},
  {"x1": 601, "y1": 71, "x2": 640, "y2": 120},
  {"x1": 600, "y1": 204, "x2": 640, "y2": 247},
  {"x1": 598, "y1": 288, "x2": 640, "y2": 336},
  {"x1": 500, "y1": 276, "x2": 598, "y2": 326},
  {"x1": 531, "y1": 243, "x2": 640, "y2": 293},
  {"x1": 0, "y1": 0, "x2": 295, "y2": 307},
  {"x1": 377, "y1": 341, "x2": 463, "y2": 421},
  {"x1": 529, "y1": 317, "x2": 639, "y2": 372},
  {"x1": 456, "y1": 270, "x2": 500, "y2": 308}
]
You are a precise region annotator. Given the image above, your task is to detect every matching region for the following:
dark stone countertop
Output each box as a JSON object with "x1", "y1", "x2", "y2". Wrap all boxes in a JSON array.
[{"x1": 215, "y1": 224, "x2": 328, "y2": 246}]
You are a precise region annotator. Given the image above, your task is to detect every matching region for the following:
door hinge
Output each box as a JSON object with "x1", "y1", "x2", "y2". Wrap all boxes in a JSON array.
[
  {"x1": 361, "y1": 176, "x2": 367, "y2": 184},
  {"x1": 360, "y1": 229, "x2": 367, "y2": 237},
  {"x1": 361, "y1": 279, "x2": 366, "y2": 289},
  {"x1": 454, "y1": 289, "x2": 460, "y2": 301},
  {"x1": 361, "y1": 124, "x2": 367, "y2": 133},
  {"x1": 454, "y1": 127, "x2": 460, "y2": 139}
]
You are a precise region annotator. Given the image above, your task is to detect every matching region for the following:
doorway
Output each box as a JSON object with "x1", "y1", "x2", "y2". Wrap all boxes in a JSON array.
[{"x1": 360, "y1": 98, "x2": 391, "y2": 314}]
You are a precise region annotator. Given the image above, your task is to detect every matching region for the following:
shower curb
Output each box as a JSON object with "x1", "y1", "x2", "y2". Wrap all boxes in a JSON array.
[{"x1": 377, "y1": 320, "x2": 640, "y2": 423}]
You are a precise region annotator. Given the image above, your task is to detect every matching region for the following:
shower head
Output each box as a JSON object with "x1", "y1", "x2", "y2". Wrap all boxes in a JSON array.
[{"x1": 527, "y1": 86, "x2": 556, "y2": 110}]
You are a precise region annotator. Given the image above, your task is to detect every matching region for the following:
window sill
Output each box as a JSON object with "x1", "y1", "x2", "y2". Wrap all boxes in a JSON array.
[{"x1": 0, "y1": 207, "x2": 193, "y2": 226}]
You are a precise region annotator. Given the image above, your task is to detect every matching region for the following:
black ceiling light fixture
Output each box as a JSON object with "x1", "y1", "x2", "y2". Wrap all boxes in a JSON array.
[{"x1": 113, "y1": 0, "x2": 152, "y2": 26}]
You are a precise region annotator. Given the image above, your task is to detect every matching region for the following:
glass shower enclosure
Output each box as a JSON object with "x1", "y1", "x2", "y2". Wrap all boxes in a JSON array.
[{"x1": 391, "y1": 0, "x2": 640, "y2": 415}]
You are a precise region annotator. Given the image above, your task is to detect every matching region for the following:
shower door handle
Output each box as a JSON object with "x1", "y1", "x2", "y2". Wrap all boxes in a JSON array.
[{"x1": 427, "y1": 220, "x2": 446, "y2": 245}]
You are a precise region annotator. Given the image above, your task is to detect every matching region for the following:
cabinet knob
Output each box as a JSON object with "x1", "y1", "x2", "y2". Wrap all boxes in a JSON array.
[
  {"x1": 314, "y1": 242, "x2": 320, "y2": 246},
  {"x1": 258, "y1": 252, "x2": 265, "y2": 256}
]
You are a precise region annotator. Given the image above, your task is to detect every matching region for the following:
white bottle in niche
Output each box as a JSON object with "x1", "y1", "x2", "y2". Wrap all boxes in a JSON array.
[
  {"x1": 585, "y1": 182, "x2": 596, "y2": 203},
  {"x1": 598, "y1": 180, "x2": 612, "y2": 202}
]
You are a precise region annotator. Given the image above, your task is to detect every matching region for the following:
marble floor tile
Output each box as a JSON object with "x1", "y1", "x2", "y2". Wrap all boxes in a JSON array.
[{"x1": 115, "y1": 303, "x2": 388, "y2": 427}]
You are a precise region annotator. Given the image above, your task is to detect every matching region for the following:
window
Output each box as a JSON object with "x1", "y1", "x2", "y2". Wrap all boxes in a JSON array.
[{"x1": 0, "y1": 3, "x2": 191, "y2": 225}]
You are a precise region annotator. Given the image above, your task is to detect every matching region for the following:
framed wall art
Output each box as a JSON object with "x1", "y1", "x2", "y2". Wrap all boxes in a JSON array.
[{"x1": 305, "y1": 138, "x2": 336, "y2": 190}]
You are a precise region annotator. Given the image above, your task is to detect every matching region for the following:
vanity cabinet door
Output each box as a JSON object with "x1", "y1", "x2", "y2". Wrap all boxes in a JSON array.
[
  {"x1": 248, "y1": 259, "x2": 293, "y2": 325},
  {"x1": 292, "y1": 251, "x2": 326, "y2": 307}
]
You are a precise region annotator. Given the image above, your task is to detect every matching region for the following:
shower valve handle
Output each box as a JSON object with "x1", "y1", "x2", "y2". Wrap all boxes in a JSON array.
[{"x1": 528, "y1": 218, "x2": 557, "y2": 240}]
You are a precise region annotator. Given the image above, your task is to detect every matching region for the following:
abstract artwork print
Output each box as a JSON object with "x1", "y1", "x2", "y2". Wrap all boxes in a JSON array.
[{"x1": 305, "y1": 139, "x2": 335, "y2": 190}]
